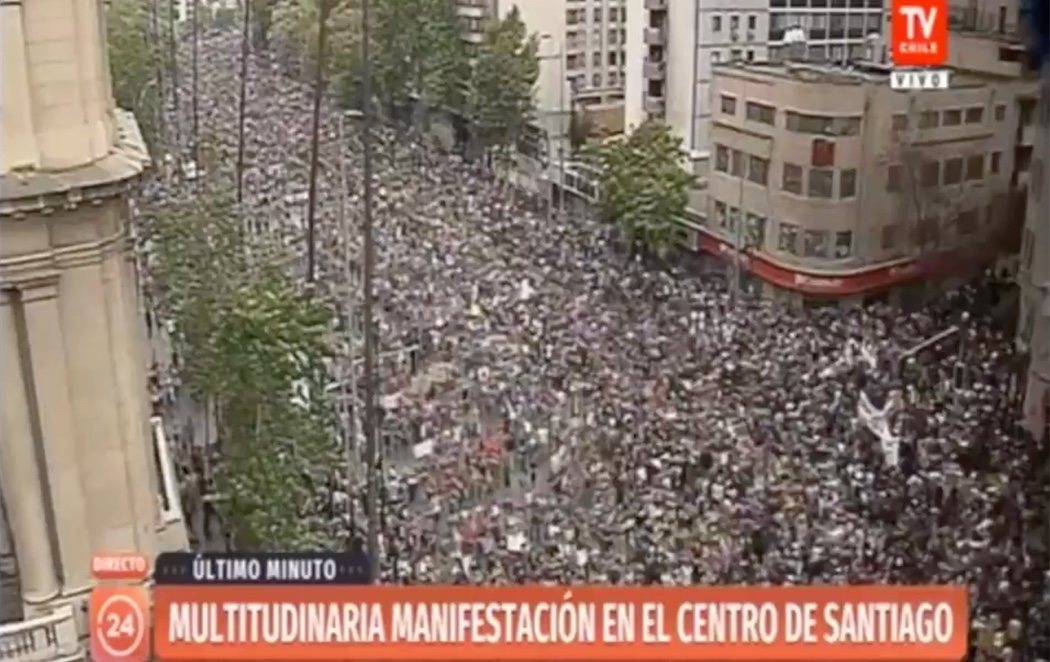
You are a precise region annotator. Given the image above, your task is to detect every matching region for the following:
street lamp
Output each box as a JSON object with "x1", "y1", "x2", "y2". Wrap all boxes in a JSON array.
[{"x1": 538, "y1": 34, "x2": 566, "y2": 218}]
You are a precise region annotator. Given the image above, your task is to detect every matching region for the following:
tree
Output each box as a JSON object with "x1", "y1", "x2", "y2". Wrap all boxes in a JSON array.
[
  {"x1": 144, "y1": 187, "x2": 341, "y2": 550},
  {"x1": 585, "y1": 121, "x2": 695, "y2": 259},
  {"x1": 372, "y1": 0, "x2": 467, "y2": 124},
  {"x1": 466, "y1": 8, "x2": 539, "y2": 165},
  {"x1": 106, "y1": 0, "x2": 163, "y2": 147},
  {"x1": 271, "y1": 0, "x2": 359, "y2": 83}
]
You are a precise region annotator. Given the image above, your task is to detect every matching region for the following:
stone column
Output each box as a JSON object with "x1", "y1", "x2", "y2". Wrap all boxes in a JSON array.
[
  {"x1": 20, "y1": 281, "x2": 93, "y2": 595},
  {"x1": 54, "y1": 251, "x2": 137, "y2": 555},
  {"x1": 0, "y1": 0, "x2": 40, "y2": 171},
  {"x1": 102, "y1": 247, "x2": 157, "y2": 558},
  {"x1": 0, "y1": 290, "x2": 59, "y2": 606}
]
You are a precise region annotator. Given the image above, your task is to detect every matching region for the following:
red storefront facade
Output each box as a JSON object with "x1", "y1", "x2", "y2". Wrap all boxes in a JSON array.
[{"x1": 694, "y1": 228, "x2": 992, "y2": 298}]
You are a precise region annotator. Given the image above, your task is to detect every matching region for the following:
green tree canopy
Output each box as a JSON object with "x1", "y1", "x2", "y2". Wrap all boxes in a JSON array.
[
  {"x1": 271, "y1": 0, "x2": 360, "y2": 82},
  {"x1": 106, "y1": 0, "x2": 162, "y2": 146},
  {"x1": 585, "y1": 121, "x2": 695, "y2": 259},
  {"x1": 466, "y1": 7, "x2": 539, "y2": 159},
  {"x1": 145, "y1": 187, "x2": 341, "y2": 550},
  {"x1": 371, "y1": 0, "x2": 467, "y2": 119}
]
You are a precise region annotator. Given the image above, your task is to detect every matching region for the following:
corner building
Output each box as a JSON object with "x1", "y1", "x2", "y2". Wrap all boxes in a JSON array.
[
  {"x1": 699, "y1": 60, "x2": 1036, "y2": 306},
  {"x1": 0, "y1": 0, "x2": 187, "y2": 659}
]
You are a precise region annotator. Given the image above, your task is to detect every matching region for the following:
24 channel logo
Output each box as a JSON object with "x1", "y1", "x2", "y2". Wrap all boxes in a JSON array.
[
  {"x1": 890, "y1": 0, "x2": 951, "y2": 90},
  {"x1": 90, "y1": 585, "x2": 151, "y2": 662}
]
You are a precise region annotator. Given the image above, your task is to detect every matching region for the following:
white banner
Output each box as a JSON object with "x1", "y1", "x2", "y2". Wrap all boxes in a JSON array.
[{"x1": 856, "y1": 391, "x2": 899, "y2": 466}]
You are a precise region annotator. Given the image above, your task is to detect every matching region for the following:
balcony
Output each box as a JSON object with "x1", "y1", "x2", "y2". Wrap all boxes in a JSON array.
[
  {"x1": 644, "y1": 96, "x2": 665, "y2": 116},
  {"x1": 645, "y1": 0, "x2": 668, "y2": 10},
  {"x1": 643, "y1": 58, "x2": 665, "y2": 79},
  {"x1": 0, "y1": 606, "x2": 83, "y2": 662},
  {"x1": 643, "y1": 27, "x2": 665, "y2": 46},
  {"x1": 456, "y1": 0, "x2": 487, "y2": 18}
]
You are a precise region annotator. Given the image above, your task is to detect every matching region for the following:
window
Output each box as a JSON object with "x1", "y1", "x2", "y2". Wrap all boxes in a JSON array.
[
  {"x1": 778, "y1": 222, "x2": 799, "y2": 253},
  {"x1": 593, "y1": 7, "x2": 602, "y2": 21},
  {"x1": 731, "y1": 48, "x2": 743, "y2": 60},
  {"x1": 919, "y1": 110, "x2": 939, "y2": 128},
  {"x1": 608, "y1": 51, "x2": 618, "y2": 65},
  {"x1": 944, "y1": 157, "x2": 963, "y2": 184},
  {"x1": 995, "y1": 104, "x2": 1007, "y2": 121},
  {"x1": 990, "y1": 151, "x2": 1001, "y2": 174},
  {"x1": 839, "y1": 169, "x2": 856, "y2": 197},
  {"x1": 834, "y1": 230, "x2": 852, "y2": 257},
  {"x1": 731, "y1": 149, "x2": 746, "y2": 177},
  {"x1": 746, "y1": 102, "x2": 776, "y2": 125},
  {"x1": 783, "y1": 163, "x2": 803, "y2": 193},
  {"x1": 593, "y1": 51, "x2": 601, "y2": 67},
  {"x1": 921, "y1": 160, "x2": 940, "y2": 187},
  {"x1": 726, "y1": 210, "x2": 743, "y2": 238},
  {"x1": 808, "y1": 168, "x2": 834, "y2": 198},
  {"x1": 567, "y1": 8, "x2": 580, "y2": 24},
  {"x1": 956, "y1": 209, "x2": 978, "y2": 235},
  {"x1": 881, "y1": 224, "x2": 899, "y2": 249},
  {"x1": 748, "y1": 155, "x2": 769, "y2": 185},
  {"x1": 892, "y1": 113, "x2": 909, "y2": 131},
  {"x1": 715, "y1": 144, "x2": 730, "y2": 172},
  {"x1": 714, "y1": 200, "x2": 728, "y2": 228},
  {"x1": 1022, "y1": 228, "x2": 1036, "y2": 269},
  {"x1": 964, "y1": 106, "x2": 984, "y2": 124},
  {"x1": 721, "y1": 94, "x2": 737, "y2": 114},
  {"x1": 965, "y1": 154, "x2": 984, "y2": 180},
  {"x1": 592, "y1": 72, "x2": 601, "y2": 87},
  {"x1": 730, "y1": 14, "x2": 740, "y2": 29},
  {"x1": 746, "y1": 213, "x2": 767, "y2": 247},
  {"x1": 748, "y1": 15, "x2": 757, "y2": 29},
  {"x1": 712, "y1": 51, "x2": 721, "y2": 63},
  {"x1": 887, "y1": 164, "x2": 902, "y2": 191},
  {"x1": 785, "y1": 112, "x2": 861, "y2": 135},
  {"x1": 942, "y1": 109, "x2": 962, "y2": 126},
  {"x1": 608, "y1": 28, "x2": 618, "y2": 44},
  {"x1": 803, "y1": 229, "x2": 828, "y2": 257},
  {"x1": 712, "y1": 15, "x2": 722, "y2": 31},
  {"x1": 151, "y1": 417, "x2": 184, "y2": 523},
  {"x1": 746, "y1": 49, "x2": 755, "y2": 61}
]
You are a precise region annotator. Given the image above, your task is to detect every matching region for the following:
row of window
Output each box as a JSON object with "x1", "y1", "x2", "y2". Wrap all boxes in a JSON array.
[
  {"x1": 567, "y1": 7, "x2": 626, "y2": 25},
  {"x1": 566, "y1": 49, "x2": 626, "y2": 69},
  {"x1": 770, "y1": 0, "x2": 882, "y2": 8},
  {"x1": 711, "y1": 14, "x2": 759, "y2": 32},
  {"x1": 770, "y1": 11, "x2": 881, "y2": 30},
  {"x1": 885, "y1": 152, "x2": 1000, "y2": 191},
  {"x1": 880, "y1": 208, "x2": 987, "y2": 249},
  {"x1": 712, "y1": 200, "x2": 856, "y2": 258},
  {"x1": 720, "y1": 95, "x2": 863, "y2": 136},
  {"x1": 893, "y1": 105, "x2": 1002, "y2": 131},
  {"x1": 569, "y1": 69, "x2": 624, "y2": 90},
  {"x1": 714, "y1": 145, "x2": 859, "y2": 199},
  {"x1": 566, "y1": 27, "x2": 628, "y2": 49}
]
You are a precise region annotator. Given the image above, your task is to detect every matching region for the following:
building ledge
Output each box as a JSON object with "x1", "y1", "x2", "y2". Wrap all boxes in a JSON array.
[
  {"x1": 0, "y1": 604, "x2": 83, "y2": 662},
  {"x1": 0, "y1": 110, "x2": 149, "y2": 216}
]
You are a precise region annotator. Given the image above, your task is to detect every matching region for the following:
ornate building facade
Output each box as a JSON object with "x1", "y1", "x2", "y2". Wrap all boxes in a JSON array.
[{"x1": 0, "y1": 0, "x2": 187, "y2": 658}]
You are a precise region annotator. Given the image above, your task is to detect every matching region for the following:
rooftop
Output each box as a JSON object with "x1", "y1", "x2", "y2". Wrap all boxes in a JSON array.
[{"x1": 712, "y1": 60, "x2": 992, "y2": 87}]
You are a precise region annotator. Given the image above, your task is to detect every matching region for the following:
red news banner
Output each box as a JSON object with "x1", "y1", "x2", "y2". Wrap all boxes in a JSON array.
[{"x1": 96, "y1": 552, "x2": 970, "y2": 661}]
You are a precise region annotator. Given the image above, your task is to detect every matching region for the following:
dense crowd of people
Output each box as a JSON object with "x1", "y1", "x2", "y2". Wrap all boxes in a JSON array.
[{"x1": 145, "y1": 29, "x2": 1048, "y2": 661}]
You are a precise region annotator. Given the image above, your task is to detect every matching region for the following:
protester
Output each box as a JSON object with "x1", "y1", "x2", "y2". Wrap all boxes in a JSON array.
[{"x1": 146, "y1": 31, "x2": 1049, "y2": 661}]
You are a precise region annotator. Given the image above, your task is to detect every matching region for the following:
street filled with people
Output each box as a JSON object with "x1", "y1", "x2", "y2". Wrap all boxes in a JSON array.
[{"x1": 146, "y1": 30, "x2": 1048, "y2": 660}]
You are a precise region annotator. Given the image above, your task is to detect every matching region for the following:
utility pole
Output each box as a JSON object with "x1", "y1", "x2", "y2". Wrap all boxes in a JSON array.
[
  {"x1": 336, "y1": 112, "x2": 361, "y2": 519},
  {"x1": 191, "y1": 0, "x2": 200, "y2": 174},
  {"x1": 361, "y1": 0, "x2": 381, "y2": 584},
  {"x1": 168, "y1": 0, "x2": 180, "y2": 150},
  {"x1": 236, "y1": 0, "x2": 251, "y2": 205},
  {"x1": 305, "y1": 0, "x2": 332, "y2": 284}
]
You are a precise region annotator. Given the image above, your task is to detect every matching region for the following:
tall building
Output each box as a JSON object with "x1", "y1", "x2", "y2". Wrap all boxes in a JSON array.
[
  {"x1": 0, "y1": 0, "x2": 187, "y2": 658},
  {"x1": 625, "y1": 0, "x2": 771, "y2": 180},
  {"x1": 698, "y1": 58, "x2": 1035, "y2": 305},
  {"x1": 457, "y1": 0, "x2": 627, "y2": 154}
]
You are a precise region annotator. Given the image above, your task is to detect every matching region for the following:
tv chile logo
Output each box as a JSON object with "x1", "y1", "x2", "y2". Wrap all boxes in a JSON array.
[{"x1": 892, "y1": 0, "x2": 948, "y2": 67}]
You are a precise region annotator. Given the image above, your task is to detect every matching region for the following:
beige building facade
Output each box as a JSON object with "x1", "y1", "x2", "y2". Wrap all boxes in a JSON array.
[
  {"x1": 0, "y1": 0, "x2": 187, "y2": 659},
  {"x1": 699, "y1": 60, "x2": 1035, "y2": 304},
  {"x1": 1016, "y1": 77, "x2": 1049, "y2": 437}
]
